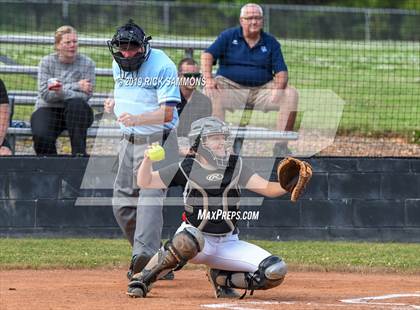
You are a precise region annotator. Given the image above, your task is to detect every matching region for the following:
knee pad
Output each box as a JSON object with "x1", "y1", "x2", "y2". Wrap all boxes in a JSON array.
[
  {"x1": 254, "y1": 255, "x2": 287, "y2": 289},
  {"x1": 260, "y1": 255, "x2": 287, "y2": 280},
  {"x1": 169, "y1": 226, "x2": 205, "y2": 268}
]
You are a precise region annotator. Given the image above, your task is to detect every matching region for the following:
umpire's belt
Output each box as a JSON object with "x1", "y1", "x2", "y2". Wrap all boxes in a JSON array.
[{"x1": 122, "y1": 129, "x2": 172, "y2": 145}]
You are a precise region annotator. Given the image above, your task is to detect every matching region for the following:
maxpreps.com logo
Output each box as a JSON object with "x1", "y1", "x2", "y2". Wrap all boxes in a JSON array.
[
  {"x1": 197, "y1": 209, "x2": 260, "y2": 221},
  {"x1": 206, "y1": 173, "x2": 224, "y2": 182}
]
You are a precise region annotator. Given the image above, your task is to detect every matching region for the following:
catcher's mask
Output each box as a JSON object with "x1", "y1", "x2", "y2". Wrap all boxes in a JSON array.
[
  {"x1": 188, "y1": 117, "x2": 233, "y2": 168},
  {"x1": 107, "y1": 19, "x2": 151, "y2": 72}
]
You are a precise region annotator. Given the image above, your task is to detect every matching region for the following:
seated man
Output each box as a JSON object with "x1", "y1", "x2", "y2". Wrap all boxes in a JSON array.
[
  {"x1": 31, "y1": 25, "x2": 95, "y2": 156},
  {"x1": 0, "y1": 79, "x2": 12, "y2": 156},
  {"x1": 176, "y1": 58, "x2": 212, "y2": 155},
  {"x1": 201, "y1": 3, "x2": 298, "y2": 156}
]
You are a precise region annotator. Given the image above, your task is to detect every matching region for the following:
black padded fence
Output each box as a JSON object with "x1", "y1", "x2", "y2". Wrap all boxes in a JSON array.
[{"x1": 1, "y1": 157, "x2": 419, "y2": 242}]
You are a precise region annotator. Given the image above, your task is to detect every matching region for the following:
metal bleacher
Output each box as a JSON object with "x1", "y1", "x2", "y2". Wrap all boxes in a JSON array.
[
  {"x1": 1, "y1": 34, "x2": 298, "y2": 153},
  {"x1": 1, "y1": 35, "x2": 209, "y2": 151}
]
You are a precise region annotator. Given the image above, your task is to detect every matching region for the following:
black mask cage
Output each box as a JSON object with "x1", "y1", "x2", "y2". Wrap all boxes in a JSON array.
[
  {"x1": 107, "y1": 19, "x2": 152, "y2": 72},
  {"x1": 188, "y1": 117, "x2": 232, "y2": 168}
]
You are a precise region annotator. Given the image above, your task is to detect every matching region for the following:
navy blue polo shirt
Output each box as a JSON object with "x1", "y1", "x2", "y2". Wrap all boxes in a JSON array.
[{"x1": 205, "y1": 27, "x2": 287, "y2": 87}]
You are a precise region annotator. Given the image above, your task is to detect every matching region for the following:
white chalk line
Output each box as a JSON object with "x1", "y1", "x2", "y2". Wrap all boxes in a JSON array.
[
  {"x1": 341, "y1": 293, "x2": 420, "y2": 309},
  {"x1": 201, "y1": 293, "x2": 420, "y2": 310},
  {"x1": 201, "y1": 302, "x2": 263, "y2": 310},
  {"x1": 201, "y1": 300, "x2": 348, "y2": 310},
  {"x1": 201, "y1": 301, "x2": 282, "y2": 310}
]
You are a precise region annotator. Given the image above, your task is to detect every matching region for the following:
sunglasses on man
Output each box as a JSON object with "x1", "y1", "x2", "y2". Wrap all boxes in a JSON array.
[{"x1": 182, "y1": 73, "x2": 202, "y2": 78}]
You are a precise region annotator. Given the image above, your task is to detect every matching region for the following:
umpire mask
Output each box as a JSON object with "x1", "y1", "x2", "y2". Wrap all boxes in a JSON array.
[{"x1": 107, "y1": 19, "x2": 152, "y2": 72}]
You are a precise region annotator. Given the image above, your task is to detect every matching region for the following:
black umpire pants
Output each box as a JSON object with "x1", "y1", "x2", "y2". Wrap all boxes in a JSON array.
[{"x1": 30, "y1": 98, "x2": 93, "y2": 156}]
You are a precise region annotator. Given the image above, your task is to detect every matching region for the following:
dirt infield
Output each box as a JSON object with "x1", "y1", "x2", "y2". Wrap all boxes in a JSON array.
[{"x1": 1, "y1": 268, "x2": 419, "y2": 310}]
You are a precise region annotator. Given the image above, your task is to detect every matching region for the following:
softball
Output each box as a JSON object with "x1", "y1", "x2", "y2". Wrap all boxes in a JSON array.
[{"x1": 147, "y1": 144, "x2": 165, "y2": 161}]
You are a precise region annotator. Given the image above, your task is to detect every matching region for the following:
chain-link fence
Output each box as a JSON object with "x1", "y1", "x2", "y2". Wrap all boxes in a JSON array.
[{"x1": 0, "y1": 1, "x2": 419, "y2": 156}]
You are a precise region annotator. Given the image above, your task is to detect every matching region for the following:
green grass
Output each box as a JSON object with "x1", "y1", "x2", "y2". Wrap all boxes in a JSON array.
[
  {"x1": 2, "y1": 38, "x2": 419, "y2": 134},
  {"x1": 0, "y1": 238, "x2": 131, "y2": 269},
  {"x1": 253, "y1": 240, "x2": 420, "y2": 273},
  {"x1": 1, "y1": 238, "x2": 419, "y2": 273}
]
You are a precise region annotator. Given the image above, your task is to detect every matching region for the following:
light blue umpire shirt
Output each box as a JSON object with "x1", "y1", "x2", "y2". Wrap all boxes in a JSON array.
[{"x1": 112, "y1": 49, "x2": 180, "y2": 135}]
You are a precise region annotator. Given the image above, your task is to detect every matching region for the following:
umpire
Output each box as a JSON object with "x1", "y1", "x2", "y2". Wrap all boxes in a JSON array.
[{"x1": 104, "y1": 20, "x2": 180, "y2": 281}]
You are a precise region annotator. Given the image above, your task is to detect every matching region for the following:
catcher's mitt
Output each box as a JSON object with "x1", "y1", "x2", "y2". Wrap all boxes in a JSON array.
[{"x1": 277, "y1": 157, "x2": 312, "y2": 202}]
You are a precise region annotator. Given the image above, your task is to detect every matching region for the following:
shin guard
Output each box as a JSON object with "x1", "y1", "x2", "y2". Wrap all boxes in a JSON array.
[{"x1": 127, "y1": 226, "x2": 204, "y2": 298}]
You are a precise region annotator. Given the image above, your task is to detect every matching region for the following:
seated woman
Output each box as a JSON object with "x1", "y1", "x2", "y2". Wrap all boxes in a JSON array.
[{"x1": 31, "y1": 25, "x2": 95, "y2": 156}]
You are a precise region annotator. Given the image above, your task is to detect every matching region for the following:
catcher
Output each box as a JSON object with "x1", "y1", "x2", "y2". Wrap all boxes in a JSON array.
[{"x1": 128, "y1": 116, "x2": 312, "y2": 299}]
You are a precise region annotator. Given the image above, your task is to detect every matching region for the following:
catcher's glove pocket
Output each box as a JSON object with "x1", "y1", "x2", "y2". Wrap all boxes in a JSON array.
[{"x1": 277, "y1": 157, "x2": 312, "y2": 202}]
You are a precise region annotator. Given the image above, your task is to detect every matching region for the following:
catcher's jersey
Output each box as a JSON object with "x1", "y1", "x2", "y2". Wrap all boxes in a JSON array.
[{"x1": 159, "y1": 156, "x2": 255, "y2": 235}]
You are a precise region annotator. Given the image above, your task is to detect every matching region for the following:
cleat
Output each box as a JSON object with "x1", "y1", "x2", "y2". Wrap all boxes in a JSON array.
[
  {"x1": 127, "y1": 279, "x2": 148, "y2": 298},
  {"x1": 216, "y1": 286, "x2": 241, "y2": 298},
  {"x1": 206, "y1": 268, "x2": 240, "y2": 299},
  {"x1": 159, "y1": 270, "x2": 175, "y2": 280},
  {"x1": 127, "y1": 287, "x2": 146, "y2": 298}
]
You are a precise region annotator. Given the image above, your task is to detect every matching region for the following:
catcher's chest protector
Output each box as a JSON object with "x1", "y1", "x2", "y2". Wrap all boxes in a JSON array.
[{"x1": 179, "y1": 157, "x2": 242, "y2": 235}]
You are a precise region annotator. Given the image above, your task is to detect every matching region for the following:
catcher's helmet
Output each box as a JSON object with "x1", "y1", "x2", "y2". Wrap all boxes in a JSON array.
[
  {"x1": 107, "y1": 19, "x2": 151, "y2": 72},
  {"x1": 188, "y1": 117, "x2": 232, "y2": 168}
]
